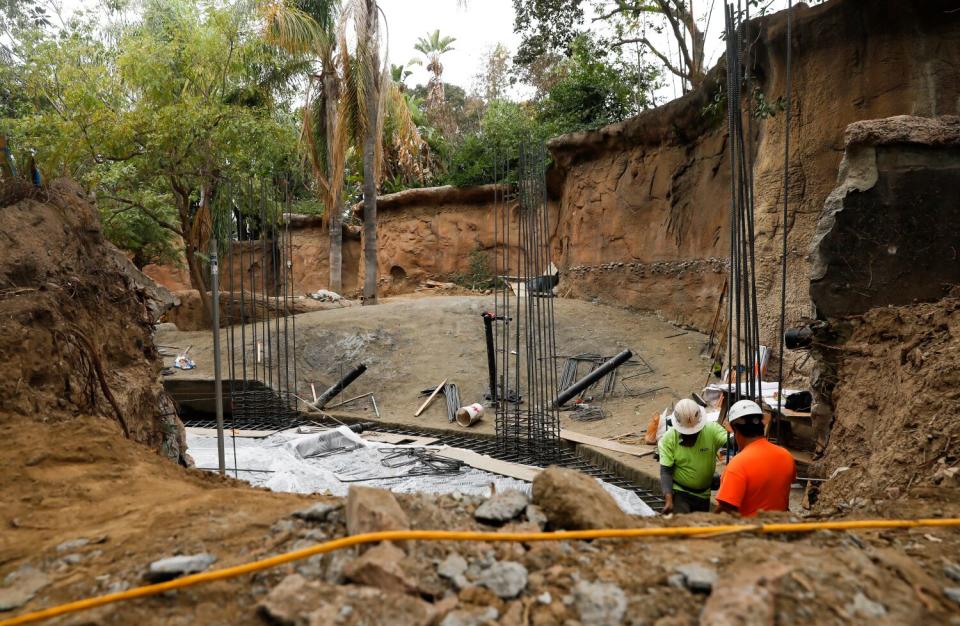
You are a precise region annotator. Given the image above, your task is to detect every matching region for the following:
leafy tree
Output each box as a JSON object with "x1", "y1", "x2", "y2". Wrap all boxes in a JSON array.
[
  {"x1": 536, "y1": 35, "x2": 658, "y2": 134},
  {"x1": 8, "y1": 0, "x2": 302, "y2": 320},
  {"x1": 472, "y1": 43, "x2": 511, "y2": 102},
  {"x1": 445, "y1": 100, "x2": 543, "y2": 187},
  {"x1": 513, "y1": 0, "x2": 709, "y2": 92}
]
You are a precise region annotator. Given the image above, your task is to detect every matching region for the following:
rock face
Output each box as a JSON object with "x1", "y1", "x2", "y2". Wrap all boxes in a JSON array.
[
  {"x1": 143, "y1": 217, "x2": 362, "y2": 296},
  {"x1": 531, "y1": 467, "x2": 631, "y2": 530},
  {"x1": 810, "y1": 115, "x2": 960, "y2": 317}
]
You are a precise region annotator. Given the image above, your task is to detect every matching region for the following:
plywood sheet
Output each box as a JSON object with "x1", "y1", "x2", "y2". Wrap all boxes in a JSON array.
[
  {"x1": 560, "y1": 429, "x2": 656, "y2": 458},
  {"x1": 437, "y1": 447, "x2": 540, "y2": 482}
]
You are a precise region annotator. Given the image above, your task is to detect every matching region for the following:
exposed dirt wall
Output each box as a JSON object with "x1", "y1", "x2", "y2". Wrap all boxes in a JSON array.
[
  {"x1": 144, "y1": 0, "x2": 960, "y2": 350},
  {"x1": 0, "y1": 179, "x2": 180, "y2": 454}
]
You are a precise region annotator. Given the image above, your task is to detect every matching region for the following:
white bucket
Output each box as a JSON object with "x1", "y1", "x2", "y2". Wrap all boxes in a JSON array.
[{"x1": 455, "y1": 403, "x2": 484, "y2": 428}]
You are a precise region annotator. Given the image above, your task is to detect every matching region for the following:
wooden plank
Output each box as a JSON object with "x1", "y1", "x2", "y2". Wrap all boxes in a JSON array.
[
  {"x1": 362, "y1": 432, "x2": 440, "y2": 446},
  {"x1": 560, "y1": 428, "x2": 657, "y2": 458},
  {"x1": 437, "y1": 447, "x2": 539, "y2": 482},
  {"x1": 414, "y1": 379, "x2": 447, "y2": 417},
  {"x1": 186, "y1": 426, "x2": 278, "y2": 438}
]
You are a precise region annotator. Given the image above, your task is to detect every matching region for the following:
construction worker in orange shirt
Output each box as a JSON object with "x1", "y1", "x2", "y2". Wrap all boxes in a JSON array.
[{"x1": 716, "y1": 399, "x2": 796, "y2": 517}]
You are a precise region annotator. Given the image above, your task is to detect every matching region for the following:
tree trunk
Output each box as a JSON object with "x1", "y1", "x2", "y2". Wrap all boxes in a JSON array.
[
  {"x1": 174, "y1": 185, "x2": 213, "y2": 325},
  {"x1": 324, "y1": 70, "x2": 343, "y2": 294},
  {"x1": 361, "y1": 0, "x2": 379, "y2": 306}
]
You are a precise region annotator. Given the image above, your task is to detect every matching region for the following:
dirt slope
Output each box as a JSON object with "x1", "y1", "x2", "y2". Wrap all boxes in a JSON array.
[
  {"x1": 0, "y1": 179, "x2": 178, "y2": 452},
  {"x1": 813, "y1": 295, "x2": 960, "y2": 511}
]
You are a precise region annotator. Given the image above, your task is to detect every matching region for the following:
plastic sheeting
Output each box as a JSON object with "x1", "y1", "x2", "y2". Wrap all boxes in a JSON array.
[{"x1": 187, "y1": 427, "x2": 654, "y2": 517}]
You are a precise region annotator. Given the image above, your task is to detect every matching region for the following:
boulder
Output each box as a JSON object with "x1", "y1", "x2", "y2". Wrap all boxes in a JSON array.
[
  {"x1": 293, "y1": 502, "x2": 341, "y2": 523},
  {"x1": 531, "y1": 467, "x2": 631, "y2": 530},
  {"x1": 700, "y1": 561, "x2": 792, "y2": 626},
  {"x1": 146, "y1": 553, "x2": 217, "y2": 583},
  {"x1": 258, "y1": 574, "x2": 434, "y2": 626},
  {"x1": 439, "y1": 607, "x2": 500, "y2": 626},
  {"x1": 345, "y1": 486, "x2": 410, "y2": 551},
  {"x1": 0, "y1": 566, "x2": 49, "y2": 611},
  {"x1": 474, "y1": 491, "x2": 529, "y2": 524},
  {"x1": 343, "y1": 542, "x2": 416, "y2": 594},
  {"x1": 573, "y1": 580, "x2": 627, "y2": 626},
  {"x1": 674, "y1": 562, "x2": 717, "y2": 593},
  {"x1": 477, "y1": 561, "x2": 528, "y2": 599}
]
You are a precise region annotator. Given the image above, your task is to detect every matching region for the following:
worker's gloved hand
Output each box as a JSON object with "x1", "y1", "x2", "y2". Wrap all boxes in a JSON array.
[{"x1": 662, "y1": 492, "x2": 674, "y2": 515}]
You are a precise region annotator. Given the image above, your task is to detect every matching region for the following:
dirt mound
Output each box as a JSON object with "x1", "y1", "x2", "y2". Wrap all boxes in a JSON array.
[
  {"x1": 0, "y1": 179, "x2": 180, "y2": 454},
  {"x1": 813, "y1": 295, "x2": 960, "y2": 510}
]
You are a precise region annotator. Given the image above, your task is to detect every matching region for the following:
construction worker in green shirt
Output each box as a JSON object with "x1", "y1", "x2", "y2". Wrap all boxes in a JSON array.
[{"x1": 659, "y1": 398, "x2": 730, "y2": 514}]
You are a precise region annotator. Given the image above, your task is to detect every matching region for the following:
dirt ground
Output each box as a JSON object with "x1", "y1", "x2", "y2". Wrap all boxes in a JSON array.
[
  {"x1": 159, "y1": 294, "x2": 709, "y2": 452},
  {"x1": 2, "y1": 416, "x2": 960, "y2": 626}
]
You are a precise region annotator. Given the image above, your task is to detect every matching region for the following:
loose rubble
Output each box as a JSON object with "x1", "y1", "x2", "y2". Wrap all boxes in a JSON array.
[{"x1": 473, "y1": 490, "x2": 528, "y2": 524}]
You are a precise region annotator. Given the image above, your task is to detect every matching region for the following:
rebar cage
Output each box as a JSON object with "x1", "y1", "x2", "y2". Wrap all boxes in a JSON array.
[
  {"x1": 214, "y1": 179, "x2": 299, "y2": 424},
  {"x1": 492, "y1": 142, "x2": 562, "y2": 465}
]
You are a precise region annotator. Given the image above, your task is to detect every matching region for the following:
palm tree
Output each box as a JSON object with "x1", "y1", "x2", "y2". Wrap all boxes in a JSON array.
[
  {"x1": 266, "y1": 0, "x2": 423, "y2": 304},
  {"x1": 338, "y1": 0, "x2": 387, "y2": 305},
  {"x1": 412, "y1": 30, "x2": 455, "y2": 114},
  {"x1": 261, "y1": 0, "x2": 347, "y2": 293}
]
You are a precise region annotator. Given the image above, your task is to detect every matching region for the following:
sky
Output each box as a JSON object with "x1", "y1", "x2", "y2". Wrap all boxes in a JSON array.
[
  {"x1": 379, "y1": 0, "x2": 525, "y2": 97},
  {"x1": 49, "y1": 0, "x2": 799, "y2": 105}
]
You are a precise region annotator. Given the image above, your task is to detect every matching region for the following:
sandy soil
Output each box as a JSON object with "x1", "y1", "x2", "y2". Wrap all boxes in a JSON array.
[{"x1": 159, "y1": 294, "x2": 710, "y2": 447}]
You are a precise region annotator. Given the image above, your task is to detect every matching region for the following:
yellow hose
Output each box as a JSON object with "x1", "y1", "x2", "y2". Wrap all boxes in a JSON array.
[{"x1": 2, "y1": 518, "x2": 958, "y2": 626}]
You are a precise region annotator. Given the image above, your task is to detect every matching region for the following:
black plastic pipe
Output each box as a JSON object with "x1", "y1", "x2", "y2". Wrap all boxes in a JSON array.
[
  {"x1": 315, "y1": 363, "x2": 367, "y2": 409},
  {"x1": 482, "y1": 312, "x2": 498, "y2": 404},
  {"x1": 551, "y1": 349, "x2": 632, "y2": 408}
]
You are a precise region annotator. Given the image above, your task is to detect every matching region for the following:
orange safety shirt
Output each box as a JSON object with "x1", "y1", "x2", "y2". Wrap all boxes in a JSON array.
[{"x1": 716, "y1": 438, "x2": 795, "y2": 517}]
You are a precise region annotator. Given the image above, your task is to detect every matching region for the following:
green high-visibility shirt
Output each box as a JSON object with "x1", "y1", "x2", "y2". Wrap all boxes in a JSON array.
[{"x1": 658, "y1": 422, "x2": 729, "y2": 499}]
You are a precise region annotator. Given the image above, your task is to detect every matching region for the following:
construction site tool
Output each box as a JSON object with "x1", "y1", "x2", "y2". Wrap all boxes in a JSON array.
[
  {"x1": 443, "y1": 382, "x2": 460, "y2": 422},
  {"x1": 414, "y1": 378, "x2": 447, "y2": 417}
]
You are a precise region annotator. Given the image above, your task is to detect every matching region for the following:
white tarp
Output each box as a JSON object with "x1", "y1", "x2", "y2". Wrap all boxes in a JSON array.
[{"x1": 187, "y1": 427, "x2": 654, "y2": 516}]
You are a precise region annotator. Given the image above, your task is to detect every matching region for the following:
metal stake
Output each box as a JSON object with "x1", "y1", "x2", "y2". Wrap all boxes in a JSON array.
[{"x1": 211, "y1": 237, "x2": 226, "y2": 475}]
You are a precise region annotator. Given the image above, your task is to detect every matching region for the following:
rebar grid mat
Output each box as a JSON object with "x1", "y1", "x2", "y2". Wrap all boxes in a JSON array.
[
  {"x1": 181, "y1": 415, "x2": 664, "y2": 509},
  {"x1": 491, "y1": 142, "x2": 562, "y2": 465}
]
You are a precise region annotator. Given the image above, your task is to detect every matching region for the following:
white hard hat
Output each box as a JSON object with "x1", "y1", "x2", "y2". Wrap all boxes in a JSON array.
[
  {"x1": 672, "y1": 398, "x2": 705, "y2": 435},
  {"x1": 728, "y1": 399, "x2": 763, "y2": 423}
]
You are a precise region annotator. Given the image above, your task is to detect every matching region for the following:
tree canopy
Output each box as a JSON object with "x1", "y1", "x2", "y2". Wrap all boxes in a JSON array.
[{"x1": 2, "y1": 0, "x2": 665, "y2": 286}]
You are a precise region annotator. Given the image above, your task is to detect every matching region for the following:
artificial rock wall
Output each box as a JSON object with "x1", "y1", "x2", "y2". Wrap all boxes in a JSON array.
[
  {"x1": 144, "y1": 0, "x2": 960, "y2": 364},
  {"x1": 369, "y1": 0, "x2": 960, "y2": 358}
]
